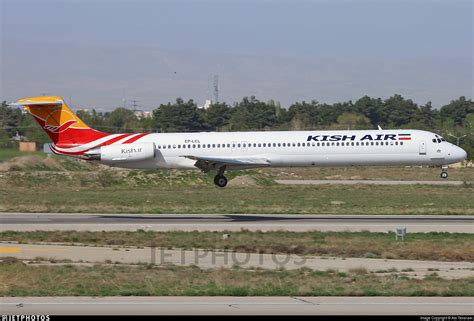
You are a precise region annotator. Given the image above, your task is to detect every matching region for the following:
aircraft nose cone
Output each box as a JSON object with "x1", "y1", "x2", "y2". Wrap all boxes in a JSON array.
[{"x1": 452, "y1": 146, "x2": 467, "y2": 163}]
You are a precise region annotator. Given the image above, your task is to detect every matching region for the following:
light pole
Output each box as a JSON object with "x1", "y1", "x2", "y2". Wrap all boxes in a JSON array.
[{"x1": 448, "y1": 133, "x2": 467, "y2": 146}]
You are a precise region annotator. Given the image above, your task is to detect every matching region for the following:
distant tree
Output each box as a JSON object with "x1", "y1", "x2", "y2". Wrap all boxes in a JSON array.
[
  {"x1": 202, "y1": 102, "x2": 232, "y2": 131},
  {"x1": 383, "y1": 94, "x2": 421, "y2": 127},
  {"x1": 330, "y1": 112, "x2": 371, "y2": 130},
  {"x1": 153, "y1": 98, "x2": 204, "y2": 132},
  {"x1": 20, "y1": 115, "x2": 49, "y2": 144},
  {"x1": 76, "y1": 109, "x2": 105, "y2": 130},
  {"x1": 229, "y1": 96, "x2": 277, "y2": 130},
  {"x1": 0, "y1": 101, "x2": 23, "y2": 136},
  {"x1": 354, "y1": 96, "x2": 384, "y2": 127},
  {"x1": 439, "y1": 96, "x2": 474, "y2": 125},
  {"x1": 104, "y1": 108, "x2": 140, "y2": 133}
]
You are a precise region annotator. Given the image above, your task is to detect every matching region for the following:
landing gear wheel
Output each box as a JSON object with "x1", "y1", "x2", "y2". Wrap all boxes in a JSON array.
[
  {"x1": 214, "y1": 175, "x2": 228, "y2": 188},
  {"x1": 440, "y1": 171, "x2": 448, "y2": 179}
]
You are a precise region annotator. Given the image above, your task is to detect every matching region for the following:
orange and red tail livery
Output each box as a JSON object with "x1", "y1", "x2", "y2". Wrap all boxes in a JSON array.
[{"x1": 16, "y1": 96, "x2": 148, "y2": 156}]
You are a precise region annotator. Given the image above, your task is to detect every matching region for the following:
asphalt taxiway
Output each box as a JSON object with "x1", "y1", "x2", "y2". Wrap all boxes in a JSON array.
[{"x1": 0, "y1": 213, "x2": 472, "y2": 232}]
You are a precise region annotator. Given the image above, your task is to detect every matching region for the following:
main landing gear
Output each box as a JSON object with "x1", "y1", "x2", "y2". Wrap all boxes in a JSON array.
[
  {"x1": 213, "y1": 166, "x2": 228, "y2": 188},
  {"x1": 214, "y1": 174, "x2": 228, "y2": 187},
  {"x1": 440, "y1": 165, "x2": 448, "y2": 179}
]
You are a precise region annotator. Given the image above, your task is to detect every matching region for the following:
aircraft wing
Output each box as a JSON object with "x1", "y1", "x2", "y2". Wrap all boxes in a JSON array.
[{"x1": 181, "y1": 155, "x2": 270, "y2": 172}]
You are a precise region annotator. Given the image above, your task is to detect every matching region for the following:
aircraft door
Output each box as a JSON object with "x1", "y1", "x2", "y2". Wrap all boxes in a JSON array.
[{"x1": 419, "y1": 141, "x2": 427, "y2": 155}]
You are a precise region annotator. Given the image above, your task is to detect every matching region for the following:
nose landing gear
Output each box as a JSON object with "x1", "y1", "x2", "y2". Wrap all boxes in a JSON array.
[{"x1": 440, "y1": 165, "x2": 448, "y2": 179}]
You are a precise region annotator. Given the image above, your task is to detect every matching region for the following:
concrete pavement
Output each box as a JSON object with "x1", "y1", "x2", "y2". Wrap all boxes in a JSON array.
[
  {"x1": 1, "y1": 297, "x2": 472, "y2": 315},
  {"x1": 275, "y1": 179, "x2": 470, "y2": 185},
  {"x1": 1, "y1": 242, "x2": 472, "y2": 278}
]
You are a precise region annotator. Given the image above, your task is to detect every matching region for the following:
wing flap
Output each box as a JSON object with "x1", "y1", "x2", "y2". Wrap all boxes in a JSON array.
[{"x1": 181, "y1": 155, "x2": 270, "y2": 171}]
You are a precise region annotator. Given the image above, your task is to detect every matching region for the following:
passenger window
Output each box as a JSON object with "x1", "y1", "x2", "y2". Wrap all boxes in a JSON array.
[
  {"x1": 317, "y1": 143, "x2": 320, "y2": 146},
  {"x1": 297, "y1": 143, "x2": 301, "y2": 147},
  {"x1": 192, "y1": 144, "x2": 196, "y2": 148},
  {"x1": 227, "y1": 144, "x2": 231, "y2": 148},
  {"x1": 168, "y1": 145, "x2": 172, "y2": 149},
  {"x1": 278, "y1": 143, "x2": 281, "y2": 147},
  {"x1": 282, "y1": 143, "x2": 286, "y2": 147},
  {"x1": 400, "y1": 142, "x2": 404, "y2": 145},
  {"x1": 158, "y1": 145, "x2": 161, "y2": 149},
  {"x1": 238, "y1": 144, "x2": 241, "y2": 148},
  {"x1": 356, "y1": 142, "x2": 359, "y2": 146},
  {"x1": 263, "y1": 143, "x2": 266, "y2": 147},
  {"x1": 395, "y1": 142, "x2": 398, "y2": 145},
  {"x1": 178, "y1": 145, "x2": 181, "y2": 148},
  {"x1": 351, "y1": 142, "x2": 354, "y2": 146}
]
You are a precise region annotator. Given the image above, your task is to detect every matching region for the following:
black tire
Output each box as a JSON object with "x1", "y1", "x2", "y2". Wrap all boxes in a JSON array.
[
  {"x1": 214, "y1": 175, "x2": 228, "y2": 187},
  {"x1": 440, "y1": 172, "x2": 448, "y2": 179}
]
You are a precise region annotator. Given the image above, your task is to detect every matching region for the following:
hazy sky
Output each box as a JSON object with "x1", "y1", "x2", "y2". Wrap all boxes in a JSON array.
[{"x1": 1, "y1": 0, "x2": 473, "y2": 109}]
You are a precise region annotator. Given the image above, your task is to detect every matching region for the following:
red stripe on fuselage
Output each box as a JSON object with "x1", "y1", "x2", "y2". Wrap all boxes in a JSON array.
[
  {"x1": 122, "y1": 133, "x2": 149, "y2": 144},
  {"x1": 100, "y1": 133, "x2": 134, "y2": 146}
]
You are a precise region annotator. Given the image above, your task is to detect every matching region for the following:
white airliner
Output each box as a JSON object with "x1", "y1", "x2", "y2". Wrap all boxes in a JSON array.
[{"x1": 14, "y1": 96, "x2": 467, "y2": 187}]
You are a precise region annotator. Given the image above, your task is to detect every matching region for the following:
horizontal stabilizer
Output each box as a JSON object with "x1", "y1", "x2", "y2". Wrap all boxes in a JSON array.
[{"x1": 11, "y1": 100, "x2": 63, "y2": 107}]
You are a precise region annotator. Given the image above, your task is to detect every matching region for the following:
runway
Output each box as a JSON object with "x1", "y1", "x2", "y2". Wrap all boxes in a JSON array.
[
  {"x1": 0, "y1": 213, "x2": 472, "y2": 232},
  {"x1": 1, "y1": 297, "x2": 472, "y2": 315}
]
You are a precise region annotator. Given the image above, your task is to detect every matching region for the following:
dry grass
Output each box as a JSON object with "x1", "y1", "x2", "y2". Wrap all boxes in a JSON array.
[
  {"x1": 2, "y1": 230, "x2": 472, "y2": 262},
  {"x1": 1, "y1": 260, "x2": 473, "y2": 297},
  {"x1": 0, "y1": 169, "x2": 472, "y2": 214}
]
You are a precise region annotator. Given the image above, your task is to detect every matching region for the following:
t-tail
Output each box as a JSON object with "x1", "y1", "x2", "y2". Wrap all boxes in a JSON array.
[{"x1": 14, "y1": 96, "x2": 149, "y2": 158}]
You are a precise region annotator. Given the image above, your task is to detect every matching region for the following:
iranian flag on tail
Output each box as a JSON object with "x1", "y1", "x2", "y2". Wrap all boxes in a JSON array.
[{"x1": 398, "y1": 133, "x2": 411, "y2": 141}]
